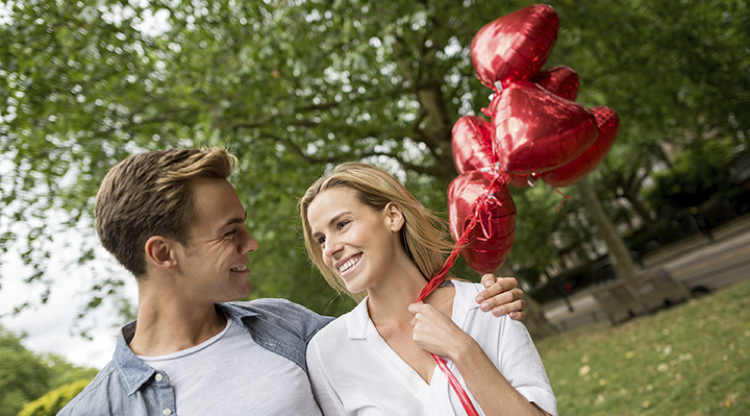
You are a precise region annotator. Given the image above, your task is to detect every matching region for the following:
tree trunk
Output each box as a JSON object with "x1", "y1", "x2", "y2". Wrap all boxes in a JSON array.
[
  {"x1": 618, "y1": 177, "x2": 657, "y2": 229},
  {"x1": 577, "y1": 176, "x2": 640, "y2": 283},
  {"x1": 497, "y1": 264, "x2": 557, "y2": 340}
]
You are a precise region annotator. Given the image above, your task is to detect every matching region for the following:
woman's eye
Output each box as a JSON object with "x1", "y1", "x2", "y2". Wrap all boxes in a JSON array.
[
  {"x1": 338, "y1": 220, "x2": 350, "y2": 229},
  {"x1": 317, "y1": 237, "x2": 326, "y2": 246}
]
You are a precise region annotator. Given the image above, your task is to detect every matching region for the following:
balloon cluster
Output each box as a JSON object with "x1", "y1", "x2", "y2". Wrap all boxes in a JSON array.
[{"x1": 447, "y1": 4, "x2": 621, "y2": 274}]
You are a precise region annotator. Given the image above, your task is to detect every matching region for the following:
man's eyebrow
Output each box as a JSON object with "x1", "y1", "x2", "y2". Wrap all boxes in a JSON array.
[{"x1": 221, "y1": 211, "x2": 247, "y2": 229}]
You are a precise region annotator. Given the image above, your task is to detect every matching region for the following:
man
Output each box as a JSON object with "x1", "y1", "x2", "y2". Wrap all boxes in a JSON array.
[{"x1": 59, "y1": 147, "x2": 526, "y2": 415}]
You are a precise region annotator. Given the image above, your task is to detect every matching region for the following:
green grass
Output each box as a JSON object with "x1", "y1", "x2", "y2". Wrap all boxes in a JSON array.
[{"x1": 535, "y1": 277, "x2": 750, "y2": 415}]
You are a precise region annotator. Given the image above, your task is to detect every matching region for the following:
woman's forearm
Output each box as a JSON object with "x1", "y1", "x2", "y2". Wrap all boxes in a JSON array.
[{"x1": 449, "y1": 336, "x2": 549, "y2": 416}]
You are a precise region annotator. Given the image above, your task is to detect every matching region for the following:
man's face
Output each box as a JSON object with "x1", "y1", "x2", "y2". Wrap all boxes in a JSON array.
[{"x1": 174, "y1": 177, "x2": 258, "y2": 304}]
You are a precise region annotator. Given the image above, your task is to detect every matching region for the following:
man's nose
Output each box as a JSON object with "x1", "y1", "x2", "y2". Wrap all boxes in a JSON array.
[{"x1": 241, "y1": 228, "x2": 259, "y2": 253}]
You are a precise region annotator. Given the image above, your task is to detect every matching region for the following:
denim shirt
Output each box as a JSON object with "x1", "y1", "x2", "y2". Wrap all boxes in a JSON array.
[{"x1": 58, "y1": 298, "x2": 333, "y2": 416}]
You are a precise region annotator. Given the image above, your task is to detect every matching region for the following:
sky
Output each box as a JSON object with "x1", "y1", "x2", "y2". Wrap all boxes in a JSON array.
[
  {"x1": 0, "y1": 220, "x2": 138, "y2": 370},
  {"x1": 0, "y1": 7, "x2": 180, "y2": 370}
]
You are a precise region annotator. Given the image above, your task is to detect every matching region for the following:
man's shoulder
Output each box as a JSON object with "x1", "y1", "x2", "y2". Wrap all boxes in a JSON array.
[
  {"x1": 58, "y1": 362, "x2": 120, "y2": 415},
  {"x1": 223, "y1": 298, "x2": 334, "y2": 337},
  {"x1": 227, "y1": 298, "x2": 326, "y2": 319}
]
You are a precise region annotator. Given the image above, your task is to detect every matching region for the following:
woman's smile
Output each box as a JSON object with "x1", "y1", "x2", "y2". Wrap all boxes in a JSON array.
[{"x1": 336, "y1": 253, "x2": 363, "y2": 277}]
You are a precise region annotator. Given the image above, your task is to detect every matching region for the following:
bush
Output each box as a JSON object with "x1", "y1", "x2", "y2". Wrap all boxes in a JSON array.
[{"x1": 17, "y1": 379, "x2": 91, "y2": 416}]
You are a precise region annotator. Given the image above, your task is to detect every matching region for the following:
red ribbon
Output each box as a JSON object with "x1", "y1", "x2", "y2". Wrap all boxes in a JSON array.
[{"x1": 417, "y1": 173, "x2": 504, "y2": 416}]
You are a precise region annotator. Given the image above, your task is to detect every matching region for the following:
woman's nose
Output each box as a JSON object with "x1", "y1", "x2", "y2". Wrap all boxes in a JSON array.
[{"x1": 323, "y1": 237, "x2": 342, "y2": 259}]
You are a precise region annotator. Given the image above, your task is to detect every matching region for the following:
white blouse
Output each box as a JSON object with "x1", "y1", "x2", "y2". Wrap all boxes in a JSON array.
[{"x1": 306, "y1": 280, "x2": 557, "y2": 416}]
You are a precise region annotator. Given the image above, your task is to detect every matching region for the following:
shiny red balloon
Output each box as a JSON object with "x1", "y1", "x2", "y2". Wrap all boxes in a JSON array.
[
  {"x1": 471, "y1": 4, "x2": 559, "y2": 91},
  {"x1": 543, "y1": 106, "x2": 620, "y2": 187},
  {"x1": 530, "y1": 65, "x2": 580, "y2": 101},
  {"x1": 451, "y1": 115, "x2": 495, "y2": 174},
  {"x1": 490, "y1": 81, "x2": 599, "y2": 175},
  {"x1": 507, "y1": 172, "x2": 538, "y2": 189},
  {"x1": 448, "y1": 171, "x2": 516, "y2": 274}
]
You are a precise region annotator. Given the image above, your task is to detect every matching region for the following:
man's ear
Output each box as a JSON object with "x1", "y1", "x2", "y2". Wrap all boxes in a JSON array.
[
  {"x1": 144, "y1": 236, "x2": 179, "y2": 273},
  {"x1": 384, "y1": 202, "x2": 405, "y2": 232}
]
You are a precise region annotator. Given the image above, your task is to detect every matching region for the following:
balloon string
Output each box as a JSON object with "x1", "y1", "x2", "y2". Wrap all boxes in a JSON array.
[
  {"x1": 418, "y1": 171, "x2": 501, "y2": 302},
  {"x1": 418, "y1": 177, "x2": 501, "y2": 416},
  {"x1": 417, "y1": 207, "x2": 478, "y2": 302},
  {"x1": 432, "y1": 353, "x2": 480, "y2": 416},
  {"x1": 540, "y1": 175, "x2": 572, "y2": 213},
  {"x1": 416, "y1": 211, "x2": 480, "y2": 416}
]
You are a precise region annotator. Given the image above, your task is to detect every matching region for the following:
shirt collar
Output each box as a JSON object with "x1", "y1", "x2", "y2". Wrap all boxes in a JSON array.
[
  {"x1": 113, "y1": 321, "x2": 157, "y2": 396},
  {"x1": 217, "y1": 302, "x2": 262, "y2": 321},
  {"x1": 346, "y1": 297, "x2": 371, "y2": 340},
  {"x1": 112, "y1": 303, "x2": 261, "y2": 395},
  {"x1": 344, "y1": 280, "x2": 477, "y2": 341}
]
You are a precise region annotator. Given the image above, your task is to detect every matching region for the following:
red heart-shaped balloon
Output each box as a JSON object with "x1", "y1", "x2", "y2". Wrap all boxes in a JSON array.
[
  {"x1": 448, "y1": 171, "x2": 516, "y2": 274},
  {"x1": 490, "y1": 81, "x2": 599, "y2": 175},
  {"x1": 530, "y1": 65, "x2": 580, "y2": 101},
  {"x1": 471, "y1": 4, "x2": 559, "y2": 91},
  {"x1": 451, "y1": 115, "x2": 495, "y2": 174},
  {"x1": 507, "y1": 172, "x2": 540, "y2": 189},
  {"x1": 543, "y1": 106, "x2": 620, "y2": 187}
]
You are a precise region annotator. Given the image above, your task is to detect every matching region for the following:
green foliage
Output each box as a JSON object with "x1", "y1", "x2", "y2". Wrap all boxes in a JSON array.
[
  {"x1": 645, "y1": 137, "x2": 736, "y2": 211},
  {"x1": 537, "y1": 277, "x2": 750, "y2": 415},
  {"x1": 17, "y1": 379, "x2": 91, "y2": 416},
  {"x1": 2, "y1": 0, "x2": 748, "y2": 317},
  {"x1": 0, "y1": 328, "x2": 49, "y2": 416},
  {"x1": 0, "y1": 326, "x2": 98, "y2": 416}
]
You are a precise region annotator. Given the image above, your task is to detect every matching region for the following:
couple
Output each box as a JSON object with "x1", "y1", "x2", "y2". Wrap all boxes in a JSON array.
[{"x1": 60, "y1": 147, "x2": 556, "y2": 416}]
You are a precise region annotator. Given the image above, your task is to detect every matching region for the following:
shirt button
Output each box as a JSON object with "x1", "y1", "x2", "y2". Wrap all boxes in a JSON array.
[
  {"x1": 155, "y1": 374, "x2": 163, "y2": 382},
  {"x1": 163, "y1": 409, "x2": 172, "y2": 415}
]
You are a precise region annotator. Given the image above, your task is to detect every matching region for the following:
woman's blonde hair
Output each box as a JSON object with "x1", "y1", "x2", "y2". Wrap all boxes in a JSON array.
[{"x1": 299, "y1": 162, "x2": 453, "y2": 301}]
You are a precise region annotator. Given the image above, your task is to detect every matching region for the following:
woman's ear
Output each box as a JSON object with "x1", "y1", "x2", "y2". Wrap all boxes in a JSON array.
[
  {"x1": 384, "y1": 202, "x2": 406, "y2": 232},
  {"x1": 144, "y1": 235, "x2": 179, "y2": 273}
]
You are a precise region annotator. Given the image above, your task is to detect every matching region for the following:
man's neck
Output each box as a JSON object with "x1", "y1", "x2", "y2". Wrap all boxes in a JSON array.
[{"x1": 128, "y1": 287, "x2": 228, "y2": 357}]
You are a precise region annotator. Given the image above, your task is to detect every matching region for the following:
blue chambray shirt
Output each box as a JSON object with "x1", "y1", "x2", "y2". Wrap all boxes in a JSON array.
[{"x1": 58, "y1": 298, "x2": 333, "y2": 416}]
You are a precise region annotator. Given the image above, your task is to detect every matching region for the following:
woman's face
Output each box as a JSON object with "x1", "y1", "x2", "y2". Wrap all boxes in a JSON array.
[{"x1": 306, "y1": 186, "x2": 404, "y2": 294}]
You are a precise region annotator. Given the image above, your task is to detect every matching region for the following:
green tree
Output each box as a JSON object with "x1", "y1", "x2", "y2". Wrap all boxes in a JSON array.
[
  {"x1": 2, "y1": 0, "x2": 748, "y2": 323},
  {"x1": 0, "y1": 326, "x2": 98, "y2": 416}
]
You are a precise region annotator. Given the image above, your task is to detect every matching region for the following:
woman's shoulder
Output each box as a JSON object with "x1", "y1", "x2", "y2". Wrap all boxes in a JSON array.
[
  {"x1": 308, "y1": 300, "x2": 366, "y2": 351},
  {"x1": 451, "y1": 280, "x2": 515, "y2": 325},
  {"x1": 450, "y1": 279, "x2": 485, "y2": 299}
]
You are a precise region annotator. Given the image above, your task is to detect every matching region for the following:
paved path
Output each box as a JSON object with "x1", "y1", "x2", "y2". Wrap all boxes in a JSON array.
[{"x1": 541, "y1": 215, "x2": 750, "y2": 330}]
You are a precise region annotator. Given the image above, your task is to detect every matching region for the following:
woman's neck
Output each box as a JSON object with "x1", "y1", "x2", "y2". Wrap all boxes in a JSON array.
[{"x1": 365, "y1": 253, "x2": 441, "y2": 325}]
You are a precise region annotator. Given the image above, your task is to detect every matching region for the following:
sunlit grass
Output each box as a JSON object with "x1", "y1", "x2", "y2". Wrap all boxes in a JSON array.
[{"x1": 535, "y1": 277, "x2": 750, "y2": 415}]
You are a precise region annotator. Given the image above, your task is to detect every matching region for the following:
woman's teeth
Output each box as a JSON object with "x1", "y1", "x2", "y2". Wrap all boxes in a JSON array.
[{"x1": 339, "y1": 256, "x2": 360, "y2": 273}]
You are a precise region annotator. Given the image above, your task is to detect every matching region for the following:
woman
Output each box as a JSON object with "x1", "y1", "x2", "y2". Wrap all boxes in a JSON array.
[{"x1": 300, "y1": 162, "x2": 556, "y2": 416}]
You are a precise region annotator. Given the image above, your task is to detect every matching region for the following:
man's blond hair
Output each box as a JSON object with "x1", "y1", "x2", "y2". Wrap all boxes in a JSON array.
[{"x1": 95, "y1": 147, "x2": 236, "y2": 277}]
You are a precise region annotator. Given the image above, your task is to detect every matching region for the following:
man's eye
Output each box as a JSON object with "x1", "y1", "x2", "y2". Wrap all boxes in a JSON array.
[{"x1": 225, "y1": 230, "x2": 236, "y2": 237}]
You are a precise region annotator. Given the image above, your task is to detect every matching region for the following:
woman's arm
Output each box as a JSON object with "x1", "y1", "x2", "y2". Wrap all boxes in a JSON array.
[
  {"x1": 408, "y1": 302, "x2": 552, "y2": 416},
  {"x1": 306, "y1": 337, "x2": 349, "y2": 416}
]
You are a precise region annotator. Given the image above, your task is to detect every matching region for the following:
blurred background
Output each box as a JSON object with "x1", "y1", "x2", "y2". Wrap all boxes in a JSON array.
[{"x1": 1, "y1": 0, "x2": 749, "y2": 414}]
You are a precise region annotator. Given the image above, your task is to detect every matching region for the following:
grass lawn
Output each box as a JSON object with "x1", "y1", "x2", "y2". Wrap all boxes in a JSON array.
[{"x1": 535, "y1": 277, "x2": 750, "y2": 415}]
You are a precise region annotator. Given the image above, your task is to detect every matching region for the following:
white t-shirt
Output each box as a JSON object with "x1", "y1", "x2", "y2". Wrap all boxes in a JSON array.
[
  {"x1": 139, "y1": 315, "x2": 322, "y2": 416},
  {"x1": 306, "y1": 281, "x2": 557, "y2": 416}
]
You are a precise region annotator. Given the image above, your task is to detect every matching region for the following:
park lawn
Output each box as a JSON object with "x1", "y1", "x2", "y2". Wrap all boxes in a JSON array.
[{"x1": 535, "y1": 277, "x2": 750, "y2": 415}]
